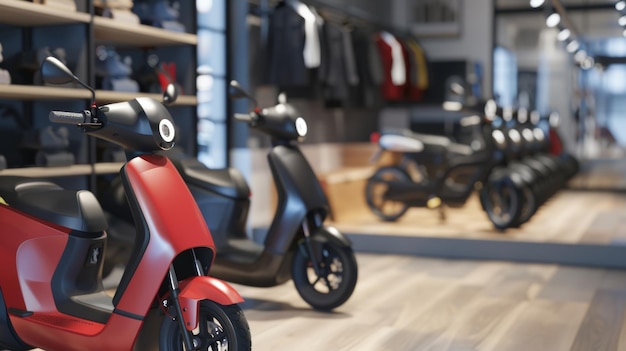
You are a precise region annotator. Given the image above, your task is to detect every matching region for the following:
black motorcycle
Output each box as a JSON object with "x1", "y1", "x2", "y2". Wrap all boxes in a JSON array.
[{"x1": 365, "y1": 100, "x2": 526, "y2": 230}]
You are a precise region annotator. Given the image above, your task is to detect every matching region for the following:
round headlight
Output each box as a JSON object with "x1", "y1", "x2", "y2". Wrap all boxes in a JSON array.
[
  {"x1": 295, "y1": 117, "x2": 307, "y2": 137},
  {"x1": 159, "y1": 119, "x2": 175, "y2": 143}
]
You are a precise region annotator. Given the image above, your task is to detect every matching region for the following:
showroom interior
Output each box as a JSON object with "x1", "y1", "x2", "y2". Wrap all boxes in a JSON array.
[{"x1": 2, "y1": 0, "x2": 626, "y2": 350}]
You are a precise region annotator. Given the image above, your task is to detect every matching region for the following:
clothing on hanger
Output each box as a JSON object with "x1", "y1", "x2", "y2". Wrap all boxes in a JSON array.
[
  {"x1": 285, "y1": 0, "x2": 321, "y2": 69},
  {"x1": 379, "y1": 31, "x2": 405, "y2": 86}
]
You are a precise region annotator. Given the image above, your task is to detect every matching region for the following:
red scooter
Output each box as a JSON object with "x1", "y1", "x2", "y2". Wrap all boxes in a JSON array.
[{"x1": 0, "y1": 57, "x2": 251, "y2": 350}]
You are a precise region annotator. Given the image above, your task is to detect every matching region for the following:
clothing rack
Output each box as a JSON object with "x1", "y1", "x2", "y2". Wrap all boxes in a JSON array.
[{"x1": 248, "y1": 0, "x2": 412, "y2": 37}]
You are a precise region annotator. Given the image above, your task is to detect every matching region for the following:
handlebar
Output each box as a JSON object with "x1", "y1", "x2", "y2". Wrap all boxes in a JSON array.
[
  {"x1": 49, "y1": 110, "x2": 85, "y2": 125},
  {"x1": 234, "y1": 113, "x2": 254, "y2": 123}
]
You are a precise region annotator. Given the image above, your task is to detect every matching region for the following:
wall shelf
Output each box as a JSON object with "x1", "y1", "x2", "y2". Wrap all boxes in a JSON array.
[
  {"x1": 0, "y1": 1, "x2": 199, "y2": 178},
  {"x1": 0, "y1": 0, "x2": 90, "y2": 26},
  {"x1": 0, "y1": 84, "x2": 91, "y2": 100},
  {"x1": 96, "y1": 90, "x2": 197, "y2": 105},
  {"x1": 93, "y1": 17, "x2": 197, "y2": 47}
]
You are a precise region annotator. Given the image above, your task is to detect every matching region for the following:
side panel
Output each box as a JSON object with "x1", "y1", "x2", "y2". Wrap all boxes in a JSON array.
[
  {"x1": 0, "y1": 206, "x2": 68, "y2": 310},
  {"x1": 265, "y1": 145, "x2": 329, "y2": 254},
  {"x1": 114, "y1": 155, "x2": 216, "y2": 316},
  {"x1": 16, "y1": 236, "x2": 67, "y2": 312}
]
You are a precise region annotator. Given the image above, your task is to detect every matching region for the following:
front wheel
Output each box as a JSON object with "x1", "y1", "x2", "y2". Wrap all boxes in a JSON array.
[
  {"x1": 159, "y1": 300, "x2": 251, "y2": 351},
  {"x1": 480, "y1": 177, "x2": 522, "y2": 231},
  {"x1": 292, "y1": 240, "x2": 358, "y2": 311},
  {"x1": 365, "y1": 166, "x2": 410, "y2": 221}
]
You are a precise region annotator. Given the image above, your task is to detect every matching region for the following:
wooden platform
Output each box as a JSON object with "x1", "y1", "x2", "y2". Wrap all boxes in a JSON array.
[{"x1": 313, "y1": 156, "x2": 626, "y2": 269}]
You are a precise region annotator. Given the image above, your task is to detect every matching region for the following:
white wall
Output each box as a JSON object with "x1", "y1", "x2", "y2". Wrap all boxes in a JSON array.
[{"x1": 392, "y1": 0, "x2": 494, "y2": 98}]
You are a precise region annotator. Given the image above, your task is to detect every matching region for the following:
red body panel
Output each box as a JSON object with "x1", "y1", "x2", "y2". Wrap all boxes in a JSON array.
[
  {"x1": 178, "y1": 276, "x2": 244, "y2": 331},
  {"x1": 10, "y1": 312, "x2": 141, "y2": 351},
  {"x1": 0, "y1": 206, "x2": 69, "y2": 310},
  {"x1": 115, "y1": 155, "x2": 217, "y2": 316},
  {"x1": 0, "y1": 154, "x2": 230, "y2": 350}
]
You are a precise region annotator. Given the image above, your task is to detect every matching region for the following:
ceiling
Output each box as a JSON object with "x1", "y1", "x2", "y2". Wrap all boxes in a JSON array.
[{"x1": 496, "y1": 0, "x2": 624, "y2": 56}]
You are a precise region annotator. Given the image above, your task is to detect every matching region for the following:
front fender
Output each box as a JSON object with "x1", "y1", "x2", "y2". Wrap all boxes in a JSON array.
[
  {"x1": 177, "y1": 276, "x2": 243, "y2": 331},
  {"x1": 311, "y1": 226, "x2": 352, "y2": 247}
]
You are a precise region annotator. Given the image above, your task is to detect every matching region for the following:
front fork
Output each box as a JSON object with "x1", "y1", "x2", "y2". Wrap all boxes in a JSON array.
[
  {"x1": 167, "y1": 265, "x2": 198, "y2": 351},
  {"x1": 300, "y1": 214, "x2": 327, "y2": 280},
  {"x1": 166, "y1": 252, "x2": 210, "y2": 351}
]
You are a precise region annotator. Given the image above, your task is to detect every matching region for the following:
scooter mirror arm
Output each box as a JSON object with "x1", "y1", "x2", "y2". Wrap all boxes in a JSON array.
[{"x1": 234, "y1": 111, "x2": 261, "y2": 127}]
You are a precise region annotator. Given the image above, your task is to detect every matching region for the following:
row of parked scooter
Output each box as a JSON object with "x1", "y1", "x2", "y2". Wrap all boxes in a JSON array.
[{"x1": 365, "y1": 99, "x2": 579, "y2": 230}]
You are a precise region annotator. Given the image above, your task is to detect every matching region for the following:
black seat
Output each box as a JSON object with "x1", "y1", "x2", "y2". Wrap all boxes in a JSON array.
[
  {"x1": 167, "y1": 155, "x2": 249, "y2": 200},
  {"x1": 0, "y1": 176, "x2": 107, "y2": 234},
  {"x1": 382, "y1": 128, "x2": 474, "y2": 156}
]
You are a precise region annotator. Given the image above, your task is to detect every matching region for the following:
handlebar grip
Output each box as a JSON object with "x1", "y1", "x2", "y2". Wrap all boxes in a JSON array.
[
  {"x1": 234, "y1": 113, "x2": 253, "y2": 122},
  {"x1": 49, "y1": 111, "x2": 85, "y2": 125}
]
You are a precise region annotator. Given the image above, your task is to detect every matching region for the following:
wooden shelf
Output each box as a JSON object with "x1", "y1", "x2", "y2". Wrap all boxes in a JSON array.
[
  {"x1": 93, "y1": 162, "x2": 124, "y2": 174},
  {"x1": 0, "y1": 162, "x2": 124, "y2": 177},
  {"x1": 0, "y1": 164, "x2": 93, "y2": 177},
  {"x1": 93, "y1": 17, "x2": 197, "y2": 47},
  {"x1": 0, "y1": 0, "x2": 90, "y2": 26},
  {"x1": 0, "y1": 84, "x2": 90, "y2": 100},
  {"x1": 96, "y1": 90, "x2": 197, "y2": 106},
  {"x1": 0, "y1": 85, "x2": 196, "y2": 106}
]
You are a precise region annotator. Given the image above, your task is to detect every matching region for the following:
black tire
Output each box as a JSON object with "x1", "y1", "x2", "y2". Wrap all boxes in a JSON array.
[
  {"x1": 512, "y1": 184, "x2": 536, "y2": 227},
  {"x1": 480, "y1": 177, "x2": 522, "y2": 231},
  {"x1": 159, "y1": 300, "x2": 251, "y2": 351},
  {"x1": 365, "y1": 166, "x2": 410, "y2": 221},
  {"x1": 292, "y1": 241, "x2": 358, "y2": 311}
]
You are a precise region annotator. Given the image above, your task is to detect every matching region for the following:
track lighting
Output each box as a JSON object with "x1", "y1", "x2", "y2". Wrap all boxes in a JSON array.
[
  {"x1": 566, "y1": 39, "x2": 579, "y2": 53},
  {"x1": 574, "y1": 50, "x2": 587, "y2": 63},
  {"x1": 557, "y1": 28, "x2": 571, "y2": 41},
  {"x1": 530, "y1": 0, "x2": 545, "y2": 8},
  {"x1": 617, "y1": 1, "x2": 626, "y2": 11},
  {"x1": 546, "y1": 11, "x2": 561, "y2": 28}
]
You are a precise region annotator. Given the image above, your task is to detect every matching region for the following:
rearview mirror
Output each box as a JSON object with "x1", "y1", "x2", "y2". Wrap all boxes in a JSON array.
[
  {"x1": 41, "y1": 56, "x2": 77, "y2": 85},
  {"x1": 229, "y1": 80, "x2": 257, "y2": 105}
]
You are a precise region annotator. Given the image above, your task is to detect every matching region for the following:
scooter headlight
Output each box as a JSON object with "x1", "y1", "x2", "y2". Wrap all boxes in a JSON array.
[
  {"x1": 157, "y1": 118, "x2": 176, "y2": 150},
  {"x1": 295, "y1": 117, "x2": 307, "y2": 137}
]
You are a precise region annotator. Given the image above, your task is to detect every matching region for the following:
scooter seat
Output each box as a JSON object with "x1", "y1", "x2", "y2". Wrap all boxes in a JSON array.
[
  {"x1": 0, "y1": 176, "x2": 107, "y2": 233},
  {"x1": 173, "y1": 158, "x2": 250, "y2": 199},
  {"x1": 382, "y1": 129, "x2": 474, "y2": 156}
]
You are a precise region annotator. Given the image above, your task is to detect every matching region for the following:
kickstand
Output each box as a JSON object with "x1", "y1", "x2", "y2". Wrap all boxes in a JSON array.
[{"x1": 438, "y1": 205, "x2": 447, "y2": 222}]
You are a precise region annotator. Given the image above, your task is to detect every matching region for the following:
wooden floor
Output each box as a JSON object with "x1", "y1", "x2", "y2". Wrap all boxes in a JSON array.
[{"x1": 235, "y1": 253, "x2": 626, "y2": 351}]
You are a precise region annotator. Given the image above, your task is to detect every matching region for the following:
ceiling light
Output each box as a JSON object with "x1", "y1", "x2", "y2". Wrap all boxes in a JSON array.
[
  {"x1": 574, "y1": 50, "x2": 587, "y2": 63},
  {"x1": 530, "y1": 0, "x2": 545, "y2": 8},
  {"x1": 581, "y1": 56, "x2": 595, "y2": 70},
  {"x1": 566, "y1": 40, "x2": 580, "y2": 53},
  {"x1": 546, "y1": 12, "x2": 561, "y2": 27},
  {"x1": 617, "y1": 1, "x2": 626, "y2": 11},
  {"x1": 557, "y1": 28, "x2": 571, "y2": 41},
  {"x1": 620, "y1": 15, "x2": 626, "y2": 26}
]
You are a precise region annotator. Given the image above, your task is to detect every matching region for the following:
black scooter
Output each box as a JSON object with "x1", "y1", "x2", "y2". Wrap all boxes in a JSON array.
[
  {"x1": 365, "y1": 100, "x2": 525, "y2": 230},
  {"x1": 102, "y1": 81, "x2": 358, "y2": 311}
]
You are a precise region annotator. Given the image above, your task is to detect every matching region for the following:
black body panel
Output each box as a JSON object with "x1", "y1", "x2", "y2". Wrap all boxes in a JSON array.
[{"x1": 0, "y1": 289, "x2": 32, "y2": 350}]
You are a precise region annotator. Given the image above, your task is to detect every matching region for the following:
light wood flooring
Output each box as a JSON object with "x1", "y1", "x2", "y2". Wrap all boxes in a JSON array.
[{"x1": 235, "y1": 253, "x2": 626, "y2": 351}]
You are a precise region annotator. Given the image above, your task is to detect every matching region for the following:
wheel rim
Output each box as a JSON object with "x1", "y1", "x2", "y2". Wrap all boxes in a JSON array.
[
  {"x1": 366, "y1": 168, "x2": 409, "y2": 219},
  {"x1": 306, "y1": 244, "x2": 344, "y2": 294},
  {"x1": 196, "y1": 314, "x2": 228, "y2": 351},
  {"x1": 485, "y1": 181, "x2": 517, "y2": 225},
  {"x1": 168, "y1": 304, "x2": 233, "y2": 351}
]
